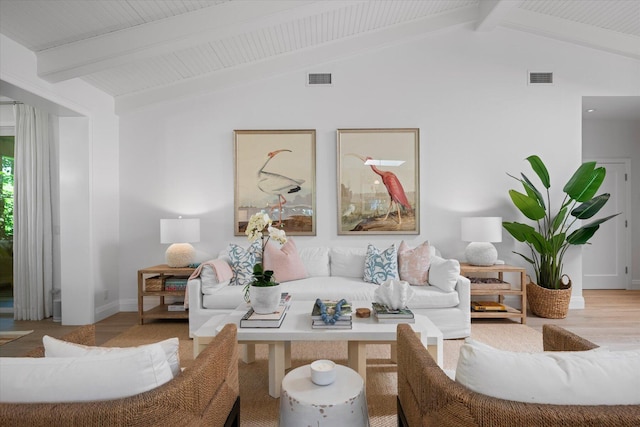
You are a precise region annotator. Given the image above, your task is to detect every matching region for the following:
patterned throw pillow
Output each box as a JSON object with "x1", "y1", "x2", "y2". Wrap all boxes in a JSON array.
[
  {"x1": 228, "y1": 240, "x2": 262, "y2": 286},
  {"x1": 398, "y1": 240, "x2": 431, "y2": 285},
  {"x1": 364, "y1": 243, "x2": 399, "y2": 285}
]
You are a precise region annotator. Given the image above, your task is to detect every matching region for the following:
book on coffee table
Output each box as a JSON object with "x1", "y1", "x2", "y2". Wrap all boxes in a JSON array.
[
  {"x1": 240, "y1": 304, "x2": 288, "y2": 328},
  {"x1": 371, "y1": 302, "x2": 414, "y2": 319},
  {"x1": 310, "y1": 300, "x2": 352, "y2": 321}
]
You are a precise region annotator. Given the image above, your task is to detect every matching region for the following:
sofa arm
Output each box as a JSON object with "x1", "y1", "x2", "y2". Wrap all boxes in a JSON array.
[
  {"x1": 187, "y1": 278, "x2": 205, "y2": 311},
  {"x1": 455, "y1": 275, "x2": 471, "y2": 313}
]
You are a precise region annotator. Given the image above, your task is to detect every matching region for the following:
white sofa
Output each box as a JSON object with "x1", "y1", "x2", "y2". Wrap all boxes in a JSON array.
[{"x1": 188, "y1": 245, "x2": 471, "y2": 339}]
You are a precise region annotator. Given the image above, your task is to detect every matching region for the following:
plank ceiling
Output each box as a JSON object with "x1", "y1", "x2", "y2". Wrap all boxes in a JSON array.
[{"x1": 0, "y1": 0, "x2": 638, "y2": 113}]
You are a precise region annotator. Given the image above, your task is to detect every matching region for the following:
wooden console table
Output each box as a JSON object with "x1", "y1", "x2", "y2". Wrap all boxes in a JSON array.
[
  {"x1": 460, "y1": 263, "x2": 527, "y2": 324},
  {"x1": 137, "y1": 264, "x2": 194, "y2": 325}
]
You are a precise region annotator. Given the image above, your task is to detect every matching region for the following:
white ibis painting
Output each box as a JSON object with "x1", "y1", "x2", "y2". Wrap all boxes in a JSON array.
[
  {"x1": 257, "y1": 149, "x2": 305, "y2": 225},
  {"x1": 349, "y1": 154, "x2": 412, "y2": 224}
]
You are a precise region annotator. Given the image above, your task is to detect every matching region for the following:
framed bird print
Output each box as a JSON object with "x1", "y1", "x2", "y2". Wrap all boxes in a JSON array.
[
  {"x1": 337, "y1": 128, "x2": 420, "y2": 235},
  {"x1": 234, "y1": 129, "x2": 316, "y2": 236}
]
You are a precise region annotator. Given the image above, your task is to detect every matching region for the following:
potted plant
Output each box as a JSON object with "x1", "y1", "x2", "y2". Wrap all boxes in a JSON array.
[
  {"x1": 243, "y1": 212, "x2": 287, "y2": 314},
  {"x1": 503, "y1": 155, "x2": 619, "y2": 318}
]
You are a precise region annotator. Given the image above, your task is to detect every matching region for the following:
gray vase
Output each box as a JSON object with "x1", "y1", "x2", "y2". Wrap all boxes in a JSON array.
[{"x1": 250, "y1": 284, "x2": 281, "y2": 314}]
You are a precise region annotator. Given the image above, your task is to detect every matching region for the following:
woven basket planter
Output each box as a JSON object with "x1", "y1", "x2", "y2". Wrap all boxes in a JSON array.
[{"x1": 527, "y1": 275, "x2": 572, "y2": 319}]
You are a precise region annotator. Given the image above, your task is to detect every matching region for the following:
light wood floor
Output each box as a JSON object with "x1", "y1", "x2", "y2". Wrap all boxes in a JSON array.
[{"x1": 1, "y1": 290, "x2": 638, "y2": 357}]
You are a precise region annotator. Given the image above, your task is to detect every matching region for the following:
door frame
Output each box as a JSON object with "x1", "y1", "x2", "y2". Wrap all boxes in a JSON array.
[{"x1": 583, "y1": 157, "x2": 632, "y2": 290}]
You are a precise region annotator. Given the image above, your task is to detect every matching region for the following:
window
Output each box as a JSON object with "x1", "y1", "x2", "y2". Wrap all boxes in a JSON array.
[{"x1": 0, "y1": 135, "x2": 14, "y2": 302}]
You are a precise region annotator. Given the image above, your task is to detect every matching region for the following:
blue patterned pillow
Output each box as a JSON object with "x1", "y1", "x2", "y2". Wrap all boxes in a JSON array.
[
  {"x1": 364, "y1": 244, "x2": 399, "y2": 285},
  {"x1": 228, "y1": 240, "x2": 262, "y2": 286}
]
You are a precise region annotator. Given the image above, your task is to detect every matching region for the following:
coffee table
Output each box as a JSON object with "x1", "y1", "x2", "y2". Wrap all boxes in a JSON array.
[{"x1": 193, "y1": 300, "x2": 443, "y2": 398}]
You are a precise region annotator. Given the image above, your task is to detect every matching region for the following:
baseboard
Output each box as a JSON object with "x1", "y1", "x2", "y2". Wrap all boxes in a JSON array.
[
  {"x1": 95, "y1": 300, "x2": 120, "y2": 322},
  {"x1": 569, "y1": 295, "x2": 585, "y2": 310},
  {"x1": 631, "y1": 280, "x2": 640, "y2": 290}
]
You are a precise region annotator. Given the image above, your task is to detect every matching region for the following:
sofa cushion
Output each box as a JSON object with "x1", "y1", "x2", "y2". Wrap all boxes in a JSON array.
[
  {"x1": 228, "y1": 240, "x2": 262, "y2": 286},
  {"x1": 330, "y1": 247, "x2": 366, "y2": 278},
  {"x1": 398, "y1": 240, "x2": 431, "y2": 285},
  {"x1": 264, "y1": 238, "x2": 308, "y2": 282},
  {"x1": 428, "y1": 256, "x2": 459, "y2": 292},
  {"x1": 298, "y1": 247, "x2": 330, "y2": 277},
  {"x1": 201, "y1": 260, "x2": 233, "y2": 294},
  {"x1": 0, "y1": 344, "x2": 173, "y2": 403},
  {"x1": 455, "y1": 338, "x2": 640, "y2": 405},
  {"x1": 364, "y1": 244, "x2": 399, "y2": 285},
  {"x1": 43, "y1": 335, "x2": 181, "y2": 377}
]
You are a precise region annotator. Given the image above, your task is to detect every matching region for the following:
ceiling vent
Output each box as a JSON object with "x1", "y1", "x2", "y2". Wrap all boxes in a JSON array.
[
  {"x1": 529, "y1": 71, "x2": 554, "y2": 85},
  {"x1": 307, "y1": 73, "x2": 332, "y2": 86}
]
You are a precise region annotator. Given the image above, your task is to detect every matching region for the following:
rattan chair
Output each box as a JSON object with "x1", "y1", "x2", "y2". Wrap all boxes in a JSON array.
[
  {"x1": 1, "y1": 323, "x2": 240, "y2": 427},
  {"x1": 397, "y1": 323, "x2": 640, "y2": 427}
]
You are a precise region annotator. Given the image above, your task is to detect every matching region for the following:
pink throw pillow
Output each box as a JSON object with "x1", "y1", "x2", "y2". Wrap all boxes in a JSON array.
[
  {"x1": 398, "y1": 240, "x2": 431, "y2": 285},
  {"x1": 263, "y1": 238, "x2": 308, "y2": 283}
]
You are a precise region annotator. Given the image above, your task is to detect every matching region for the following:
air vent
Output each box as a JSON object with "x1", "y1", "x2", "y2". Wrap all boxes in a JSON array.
[
  {"x1": 529, "y1": 72, "x2": 553, "y2": 85},
  {"x1": 307, "y1": 73, "x2": 332, "y2": 86}
]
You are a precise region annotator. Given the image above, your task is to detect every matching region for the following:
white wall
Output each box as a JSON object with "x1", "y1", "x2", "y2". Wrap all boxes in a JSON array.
[
  {"x1": 118, "y1": 26, "x2": 640, "y2": 311},
  {"x1": 0, "y1": 34, "x2": 120, "y2": 324},
  {"x1": 583, "y1": 118, "x2": 640, "y2": 288}
]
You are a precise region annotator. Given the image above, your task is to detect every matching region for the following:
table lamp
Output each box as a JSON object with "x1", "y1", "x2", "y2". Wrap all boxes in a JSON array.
[
  {"x1": 160, "y1": 217, "x2": 200, "y2": 267},
  {"x1": 461, "y1": 217, "x2": 502, "y2": 266}
]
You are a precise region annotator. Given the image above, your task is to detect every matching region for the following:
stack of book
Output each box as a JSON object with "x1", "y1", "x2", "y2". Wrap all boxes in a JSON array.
[
  {"x1": 311, "y1": 300, "x2": 352, "y2": 329},
  {"x1": 167, "y1": 301, "x2": 186, "y2": 311},
  {"x1": 164, "y1": 276, "x2": 189, "y2": 291},
  {"x1": 371, "y1": 302, "x2": 415, "y2": 323},
  {"x1": 240, "y1": 293, "x2": 292, "y2": 328}
]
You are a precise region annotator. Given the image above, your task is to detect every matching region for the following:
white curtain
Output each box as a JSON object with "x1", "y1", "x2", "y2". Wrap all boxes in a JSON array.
[{"x1": 13, "y1": 104, "x2": 55, "y2": 320}]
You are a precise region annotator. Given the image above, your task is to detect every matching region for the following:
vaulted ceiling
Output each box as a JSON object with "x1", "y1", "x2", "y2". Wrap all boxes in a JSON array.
[{"x1": 1, "y1": 0, "x2": 639, "y2": 113}]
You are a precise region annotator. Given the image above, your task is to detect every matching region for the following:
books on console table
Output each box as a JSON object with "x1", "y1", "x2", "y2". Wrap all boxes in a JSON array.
[
  {"x1": 471, "y1": 301, "x2": 507, "y2": 312},
  {"x1": 167, "y1": 302, "x2": 186, "y2": 312}
]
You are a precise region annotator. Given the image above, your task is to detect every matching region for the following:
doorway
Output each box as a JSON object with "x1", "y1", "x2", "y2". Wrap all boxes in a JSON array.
[{"x1": 582, "y1": 159, "x2": 630, "y2": 289}]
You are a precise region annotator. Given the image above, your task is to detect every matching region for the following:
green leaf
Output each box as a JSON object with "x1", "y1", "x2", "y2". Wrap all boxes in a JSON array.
[
  {"x1": 563, "y1": 163, "x2": 605, "y2": 202},
  {"x1": 513, "y1": 251, "x2": 535, "y2": 265},
  {"x1": 571, "y1": 194, "x2": 610, "y2": 219},
  {"x1": 551, "y1": 207, "x2": 567, "y2": 233},
  {"x1": 526, "y1": 155, "x2": 550, "y2": 189},
  {"x1": 509, "y1": 190, "x2": 546, "y2": 221},
  {"x1": 503, "y1": 222, "x2": 536, "y2": 242},
  {"x1": 521, "y1": 173, "x2": 545, "y2": 210},
  {"x1": 567, "y1": 226, "x2": 599, "y2": 245}
]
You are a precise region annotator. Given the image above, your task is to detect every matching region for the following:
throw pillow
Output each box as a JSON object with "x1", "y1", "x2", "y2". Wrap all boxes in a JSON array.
[
  {"x1": 228, "y1": 240, "x2": 262, "y2": 286},
  {"x1": 263, "y1": 238, "x2": 308, "y2": 282},
  {"x1": 200, "y1": 260, "x2": 233, "y2": 294},
  {"x1": 43, "y1": 335, "x2": 181, "y2": 377},
  {"x1": 0, "y1": 344, "x2": 173, "y2": 403},
  {"x1": 330, "y1": 247, "x2": 367, "y2": 278},
  {"x1": 364, "y1": 243, "x2": 399, "y2": 285},
  {"x1": 398, "y1": 240, "x2": 431, "y2": 285},
  {"x1": 298, "y1": 247, "x2": 330, "y2": 277},
  {"x1": 455, "y1": 338, "x2": 640, "y2": 405},
  {"x1": 428, "y1": 256, "x2": 459, "y2": 292}
]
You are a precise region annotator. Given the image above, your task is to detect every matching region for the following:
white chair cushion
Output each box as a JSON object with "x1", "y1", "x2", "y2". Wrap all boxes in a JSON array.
[
  {"x1": 0, "y1": 344, "x2": 173, "y2": 403},
  {"x1": 455, "y1": 338, "x2": 640, "y2": 405},
  {"x1": 43, "y1": 335, "x2": 181, "y2": 377},
  {"x1": 428, "y1": 256, "x2": 459, "y2": 292}
]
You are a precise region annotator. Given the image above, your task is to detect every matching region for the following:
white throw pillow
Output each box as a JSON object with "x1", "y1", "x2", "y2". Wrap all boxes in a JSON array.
[
  {"x1": 428, "y1": 256, "x2": 459, "y2": 292},
  {"x1": 298, "y1": 247, "x2": 330, "y2": 277},
  {"x1": 330, "y1": 247, "x2": 366, "y2": 278},
  {"x1": 43, "y1": 335, "x2": 181, "y2": 377},
  {"x1": 201, "y1": 264, "x2": 231, "y2": 294},
  {"x1": 455, "y1": 339, "x2": 640, "y2": 405},
  {"x1": 0, "y1": 344, "x2": 173, "y2": 403}
]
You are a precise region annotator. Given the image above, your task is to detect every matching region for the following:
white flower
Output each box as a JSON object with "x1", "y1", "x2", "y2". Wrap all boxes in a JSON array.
[
  {"x1": 268, "y1": 226, "x2": 287, "y2": 244},
  {"x1": 245, "y1": 212, "x2": 273, "y2": 241}
]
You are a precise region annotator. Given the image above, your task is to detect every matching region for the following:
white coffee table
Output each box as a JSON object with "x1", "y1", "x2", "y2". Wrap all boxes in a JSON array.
[{"x1": 193, "y1": 300, "x2": 443, "y2": 398}]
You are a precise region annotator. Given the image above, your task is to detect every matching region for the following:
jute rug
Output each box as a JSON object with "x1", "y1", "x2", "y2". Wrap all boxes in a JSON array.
[
  {"x1": 104, "y1": 321, "x2": 543, "y2": 427},
  {"x1": 0, "y1": 330, "x2": 33, "y2": 346}
]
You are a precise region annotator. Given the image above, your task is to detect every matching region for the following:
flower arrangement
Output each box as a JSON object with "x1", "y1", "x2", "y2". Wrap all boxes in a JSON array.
[{"x1": 243, "y1": 212, "x2": 287, "y2": 301}]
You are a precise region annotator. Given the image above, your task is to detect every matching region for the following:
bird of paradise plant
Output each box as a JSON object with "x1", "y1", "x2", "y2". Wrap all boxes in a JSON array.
[{"x1": 503, "y1": 155, "x2": 619, "y2": 290}]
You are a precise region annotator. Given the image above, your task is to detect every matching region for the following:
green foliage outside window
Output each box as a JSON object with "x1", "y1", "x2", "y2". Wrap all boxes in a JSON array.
[{"x1": 0, "y1": 136, "x2": 14, "y2": 240}]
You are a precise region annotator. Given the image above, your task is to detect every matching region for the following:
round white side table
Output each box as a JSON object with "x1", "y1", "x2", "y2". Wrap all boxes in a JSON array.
[{"x1": 279, "y1": 364, "x2": 369, "y2": 427}]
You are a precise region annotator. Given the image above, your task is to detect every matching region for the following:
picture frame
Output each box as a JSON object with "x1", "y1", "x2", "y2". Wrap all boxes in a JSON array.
[
  {"x1": 234, "y1": 129, "x2": 316, "y2": 236},
  {"x1": 337, "y1": 128, "x2": 420, "y2": 235}
]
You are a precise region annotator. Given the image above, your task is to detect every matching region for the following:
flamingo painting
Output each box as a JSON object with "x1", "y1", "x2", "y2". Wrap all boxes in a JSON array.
[
  {"x1": 349, "y1": 154, "x2": 412, "y2": 224},
  {"x1": 257, "y1": 149, "x2": 305, "y2": 225}
]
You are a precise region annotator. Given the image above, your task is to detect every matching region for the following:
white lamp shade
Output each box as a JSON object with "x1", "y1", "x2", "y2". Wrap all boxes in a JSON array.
[
  {"x1": 461, "y1": 217, "x2": 502, "y2": 243},
  {"x1": 160, "y1": 218, "x2": 200, "y2": 244}
]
